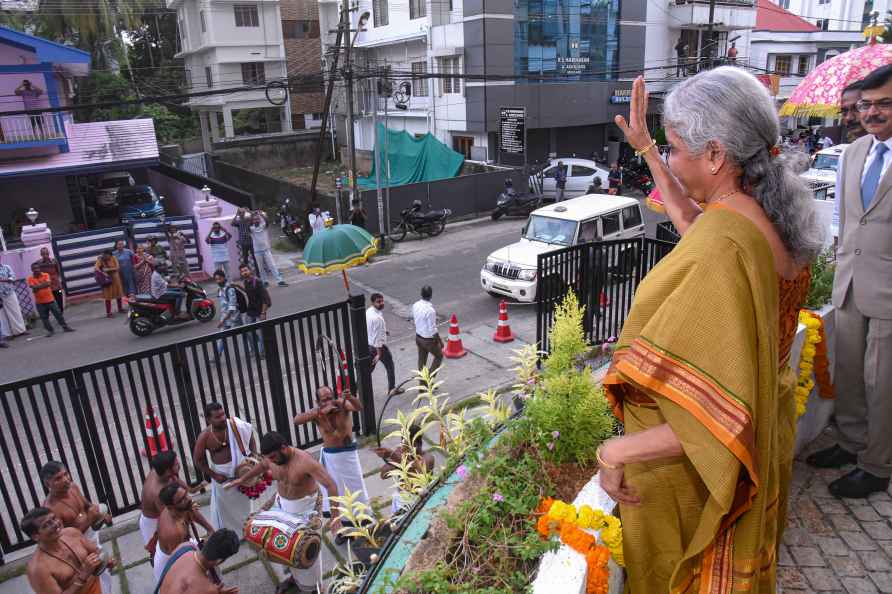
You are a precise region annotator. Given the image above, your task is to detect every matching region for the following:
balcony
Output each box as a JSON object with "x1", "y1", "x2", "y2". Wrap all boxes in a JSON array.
[
  {"x1": 0, "y1": 113, "x2": 67, "y2": 150},
  {"x1": 668, "y1": 0, "x2": 756, "y2": 29}
]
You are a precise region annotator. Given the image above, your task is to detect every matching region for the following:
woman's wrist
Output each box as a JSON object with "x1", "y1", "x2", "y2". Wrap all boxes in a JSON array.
[{"x1": 597, "y1": 439, "x2": 624, "y2": 469}]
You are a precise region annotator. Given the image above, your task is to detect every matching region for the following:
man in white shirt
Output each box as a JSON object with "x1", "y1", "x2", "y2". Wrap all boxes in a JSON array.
[
  {"x1": 412, "y1": 285, "x2": 443, "y2": 374},
  {"x1": 367, "y1": 293, "x2": 403, "y2": 396},
  {"x1": 807, "y1": 64, "x2": 892, "y2": 499},
  {"x1": 248, "y1": 211, "x2": 287, "y2": 287},
  {"x1": 309, "y1": 206, "x2": 326, "y2": 234}
]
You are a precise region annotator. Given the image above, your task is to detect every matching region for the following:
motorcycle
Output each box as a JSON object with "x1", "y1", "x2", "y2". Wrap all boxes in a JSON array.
[
  {"x1": 128, "y1": 277, "x2": 216, "y2": 337},
  {"x1": 622, "y1": 163, "x2": 655, "y2": 195},
  {"x1": 492, "y1": 178, "x2": 542, "y2": 220},
  {"x1": 277, "y1": 198, "x2": 310, "y2": 248},
  {"x1": 388, "y1": 202, "x2": 452, "y2": 242}
]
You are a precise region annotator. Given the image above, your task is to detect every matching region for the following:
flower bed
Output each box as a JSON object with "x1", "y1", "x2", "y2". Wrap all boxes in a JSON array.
[{"x1": 336, "y1": 294, "x2": 622, "y2": 594}]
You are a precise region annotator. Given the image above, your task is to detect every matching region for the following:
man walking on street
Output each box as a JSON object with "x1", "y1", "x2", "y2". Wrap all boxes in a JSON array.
[
  {"x1": 28, "y1": 262, "x2": 74, "y2": 336},
  {"x1": 608, "y1": 162, "x2": 623, "y2": 195},
  {"x1": 412, "y1": 285, "x2": 443, "y2": 374},
  {"x1": 193, "y1": 402, "x2": 255, "y2": 534},
  {"x1": 240, "y1": 264, "x2": 269, "y2": 356},
  {"x1": 807, "y1": 64, "x2": 892, "y2": 499},
  {"x1": 213, "y1": 270, "x2": 243, "y2": 359},
  {"x1": 246, "y1": 210, "x2": 287, "y2": 287},
  {"x1": 205, "y1": 222, "x2": 233, "y2": 278},
  {"x1": 554, "y1": 161, "x2": 567, "y2": 202},
  {"x1": 36, "y1": 247, "x2": 64, "y2": 312},
  {"x1": 0, "y1": 260, "x2": 27, "y2": 339},
  {"x1": 367, "y1": 293, "x2": 403, "y2": 395}
]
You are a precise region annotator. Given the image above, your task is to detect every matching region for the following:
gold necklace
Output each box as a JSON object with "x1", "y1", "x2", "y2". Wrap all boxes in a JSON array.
[{"x1": 709, "y1": 189, "x2": 739, "y2": 204}]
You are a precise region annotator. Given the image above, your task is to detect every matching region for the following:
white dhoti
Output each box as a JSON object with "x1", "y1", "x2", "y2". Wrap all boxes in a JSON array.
[
  {"x1": 85, "y1": 528, "x2": 112, "y2": 594},
  {"x1": 271, "y1": 493, "x2": 321, "y2": 591},
  {"x1": 153, "y1": 539, "x2": 196, "y2": 585},
  {"x1": 319, "y1": 443, "x2": 369, "y2": 514},
  {"x1": 0, "y1": 291, "x2": 26, "y2": 337},
  {"x1": 138, "y1": 513, "x2": 158, "y2": 547},
  {"x1": 206, "y1": 416, "x2": 255, "y2": 533},
  {"x1": 210, "y1": 459, "x2": 252, "y2": 533}
]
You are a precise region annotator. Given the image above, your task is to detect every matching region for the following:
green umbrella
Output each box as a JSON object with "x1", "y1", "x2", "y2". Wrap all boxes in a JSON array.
[{"x1": 298, "y1": 223, "x2": 379, "y2": 294}]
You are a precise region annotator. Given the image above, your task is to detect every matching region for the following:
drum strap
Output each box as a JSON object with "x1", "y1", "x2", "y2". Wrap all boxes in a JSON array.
[{"x1": 231, "y1": 418, "x2": 248, "y2": 458}]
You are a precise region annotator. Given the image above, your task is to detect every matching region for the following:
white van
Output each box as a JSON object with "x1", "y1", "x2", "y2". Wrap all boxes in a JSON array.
[
  {"x1": 801, "y1": 144, "x2": 848, "y2": 188},
  {"x1": 480, "y1": 194, "x2": 645, "y2": 302}
]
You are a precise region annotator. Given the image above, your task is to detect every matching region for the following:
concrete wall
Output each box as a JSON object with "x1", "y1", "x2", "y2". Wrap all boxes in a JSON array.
[
  {"x1": 0, "y1": 175, "x2": 72, "y2": 231},
  {"x1": 213, "y1": 158, "x2": 337, "y2": 216},
  {"x1": 211, "y1": 130, "x2": 322, "y2": 170}
]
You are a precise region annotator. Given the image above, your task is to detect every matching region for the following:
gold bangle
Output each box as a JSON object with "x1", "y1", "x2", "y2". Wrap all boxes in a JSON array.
[
  {"x1": 596, "y1": 444, "x2": 621, "y2": 470},
  {"x1": 634, "y1": 140, "x2": 657, "y2": 157}
]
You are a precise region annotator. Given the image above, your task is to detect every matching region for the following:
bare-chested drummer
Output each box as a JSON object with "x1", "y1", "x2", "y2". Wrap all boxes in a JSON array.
[
  {"x1": 40, "y1": 461, "x2": 113, "y2": 593},
  {"x1": 156, "y1": 529, "x2": 240, "y2": 594},
  {"x1": 293, "y1": 386, "x2": 370, "y2": 521},
  {"x1": 23, "y1": 506, "x2": 116, "y2": 594},
  {"x1": 154, "y1": 482, "x2": 215, "y2": 585},
  {"x1": 228, "y1": 431, "x2": 340, "y2": 594},
  {"x1": 140, "y1": 451, "x2": 186, "y2": 559}
]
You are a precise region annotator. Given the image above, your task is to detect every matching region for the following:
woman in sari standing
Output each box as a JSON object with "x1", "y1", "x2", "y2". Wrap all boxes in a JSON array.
[
  {"x1": 95, "y1": 250, "x2": 124, "y2": 317},
  {"x1": 599, "y1": 67, "x2": 823, "y2": 593},
  {"x1": 133, "y1": 245, "x2": 155, "y2": 295}
]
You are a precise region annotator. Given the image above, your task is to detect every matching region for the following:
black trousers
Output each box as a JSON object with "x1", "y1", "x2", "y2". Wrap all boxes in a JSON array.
[
  {"x1": 53, "y1": 289, "x2": 64, "y2": 313},
  {"x1": 370, "y1": 344, "x2": 396, "y2": 391}
]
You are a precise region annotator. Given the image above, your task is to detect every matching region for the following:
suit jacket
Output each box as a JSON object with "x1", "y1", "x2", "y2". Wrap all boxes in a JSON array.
[{"x1": 832, "y1": 134, "x2": 892, "y2": 319}]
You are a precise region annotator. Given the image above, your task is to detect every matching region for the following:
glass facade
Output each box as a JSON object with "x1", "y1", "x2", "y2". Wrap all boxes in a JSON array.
[{"x1": 514, "y1": 0, "x2": 620, "y2": 81}]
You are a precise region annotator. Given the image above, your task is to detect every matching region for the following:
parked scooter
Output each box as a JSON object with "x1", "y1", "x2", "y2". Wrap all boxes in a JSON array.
[
  {"x1": 277, "y1": 197, "x2": 310, "y2": 247},
  {"x1": 492, "y1": 177, "x2": 542, "y2": 220},
  {"x1": 128, "y1": 276, "x2": 216, "y2": 337},
  {"x1": 388, "y1": 200, "x2": 452, "y2": 242}
]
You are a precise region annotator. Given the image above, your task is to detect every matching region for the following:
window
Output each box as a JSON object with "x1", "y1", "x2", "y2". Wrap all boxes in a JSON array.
[
  {"x1": 797, "y1": 55, "x2": 810, "y2": 75},
  {"x1": 205, "y1": 66, "x2": 213, "y2": 88},
  {"x1": 234, "y1": 5, "x2": 259, "y2": 27},
  {"x1": 411, "y1": 62, "x2": 428, "y2": 97},
  {"x1": 282, "y1": 20, "x2": 319, "y2": 38},
  {"x1": 570, "y1": 165, "x2": 596, "y2": 177},
  {"x1": 409, "y1": 0, "x2": 425, "y2": 20},
  {"x1": 200, "y1": 10, "x2": 206, "y2": 32},
  {"x1": 774, "y1": 55, "x2": 791, "y2": 76},
  {"x1": 177, "y1": 18, "x2": 186, "y2": 51},
  {"x1": 373, "y1": 0, "x2": 389, "y2": 26},
  {"x1": 601, "y1": 212, "x2": 620, "y2": 236},
  {"x1": 777, "y1": 0, "x2": 789, "y2": 8},
  {"x1": 241, "y1": 62, "x2": 265, "y2": 84},
  {"x1": 438, "y1": 57, "x2": 461, "y2": 95},
  {"x1": 453, "y1": 136, "x2": 473, "y2": 158},
  {"x1": 815, "y1": 18, "x2": 829, "y2": 30},
  {"x1": 577, "y1": 220, "x2": 597, "y2": 244},
  {"x1": 622, "y1": 206, "x2": 642, "y2": 230}
]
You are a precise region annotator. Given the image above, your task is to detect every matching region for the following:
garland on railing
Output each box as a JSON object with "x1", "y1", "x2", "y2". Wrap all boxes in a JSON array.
[
  {"x1": 535, "y1": 497, "x2": 624, "y2": 594},
  {"x1": 795, "y1": 311, "x2": 834, "y2": 418}
]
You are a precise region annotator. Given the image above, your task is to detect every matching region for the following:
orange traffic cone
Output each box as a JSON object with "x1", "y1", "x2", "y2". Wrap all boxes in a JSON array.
[
  {"x1": 493, "y1": 300, "x2": 515, "y2": 343},
  {"x1": 143, "y1": 405, "x2": 170, "y2": 458},
  {"x1": 444, "y1": 313, "x2": 467, "y2": 359}
]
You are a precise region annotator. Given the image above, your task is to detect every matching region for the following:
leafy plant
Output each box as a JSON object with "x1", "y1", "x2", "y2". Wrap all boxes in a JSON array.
[
  {"x1": 542, "y1": 292, "x2": 588, "y2": 378},
  {"x1": 330, "y1": 488, "x2": 384, "y2": 549},
  {"x1": 479, "y1": 388, "x2": 511, "y2": 426},
  {"x1": 805, "y1": 249, "x2": 835, "y2": 309},
  {"x1": 509, "y1": 343, "x2": 543, "y2": 404}
]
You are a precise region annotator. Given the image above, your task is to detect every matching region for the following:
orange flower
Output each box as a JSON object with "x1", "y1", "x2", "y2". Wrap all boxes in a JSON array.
[{"x1": 536, "y1": 497, "x2": 555, "y2": 515}]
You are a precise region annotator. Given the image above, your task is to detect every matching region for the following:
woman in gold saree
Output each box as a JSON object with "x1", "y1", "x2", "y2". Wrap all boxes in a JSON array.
[{"x1": 598, "y1": 67, "x2": 823, "y2": 593}]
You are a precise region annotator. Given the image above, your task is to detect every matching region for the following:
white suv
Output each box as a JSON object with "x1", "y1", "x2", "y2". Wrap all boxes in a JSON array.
[
  {"x1": 480, "y1": 194, "x2": 645, "y2": 302},
  {"x1": 801, "y1": 144, "x2": 848, "y2": 188}
]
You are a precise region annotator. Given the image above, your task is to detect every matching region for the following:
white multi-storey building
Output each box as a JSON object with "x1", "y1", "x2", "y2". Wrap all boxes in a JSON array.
[{"x1": 169, "y1": 0, "x2": 292, "y2": 148}]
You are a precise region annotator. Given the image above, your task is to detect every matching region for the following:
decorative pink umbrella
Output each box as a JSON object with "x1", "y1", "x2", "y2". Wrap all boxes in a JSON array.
[{"x1": 780, "y1": 35, "x2": 892, "y2": 118}]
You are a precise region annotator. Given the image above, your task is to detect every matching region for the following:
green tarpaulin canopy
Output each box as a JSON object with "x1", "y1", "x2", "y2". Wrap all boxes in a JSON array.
[{"x1": 358, "y1": 124, "x2": 465, "y2": 189}]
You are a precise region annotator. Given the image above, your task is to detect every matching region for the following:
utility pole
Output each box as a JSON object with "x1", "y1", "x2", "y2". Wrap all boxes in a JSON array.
[
  {"x1": 705, "y1": 0, "x2": 717, "y2": 71},
  {"x1": 373, "y1": 76, "x2": 384, "y2": 236},
  {"x1": 343, "y1": 0, "x2": 359, "y2": 223}
]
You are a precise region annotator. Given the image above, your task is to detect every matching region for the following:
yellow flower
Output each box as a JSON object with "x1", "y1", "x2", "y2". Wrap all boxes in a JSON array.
[{"x1": 577, "y1": 505, "x2": 595, "y2": 529}]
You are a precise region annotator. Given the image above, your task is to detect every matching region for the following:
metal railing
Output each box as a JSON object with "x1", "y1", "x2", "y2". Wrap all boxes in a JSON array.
[
  {"x1": 536, "y1": 237, "x2": 677, "y2": 352},
  {"x1": 0, "y1": 113, "x2": 65, "y2": 144},
  {"x1": 0, "y1": 295, "x2": 374, "y2": 560}
]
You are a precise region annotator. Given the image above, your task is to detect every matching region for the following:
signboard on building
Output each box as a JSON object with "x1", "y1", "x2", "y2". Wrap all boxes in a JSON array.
[
  {"x1": 558, "y1": 56, "x2": 591, "y2": 76},
  {"x1": 610, "y1": 89, "x2": 632, "y2": 104},
  {"x1": 499, "y1": 107, "x2": 526, "y2": 155}
]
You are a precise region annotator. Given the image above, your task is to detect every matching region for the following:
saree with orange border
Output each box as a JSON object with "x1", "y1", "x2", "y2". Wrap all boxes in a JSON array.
[{"x1": 604, "y1": 207, "x2": 784, "y2": 593}]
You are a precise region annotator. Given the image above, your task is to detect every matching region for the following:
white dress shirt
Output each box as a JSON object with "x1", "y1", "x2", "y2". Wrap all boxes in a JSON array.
[
  {"x1": 366, "y1": 306, "x2": 387, "y2": 348},
  {"x1": 833, "y1": 136, "x2": 892, "y2": 236},
  {"x1": 412, "y1": 299, "x2": 438, "y2": 338}
]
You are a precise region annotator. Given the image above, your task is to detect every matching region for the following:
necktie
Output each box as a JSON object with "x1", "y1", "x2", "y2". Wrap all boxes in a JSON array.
[{"x1": 861, "y1": 143, "x2": 889, "y2": 210}]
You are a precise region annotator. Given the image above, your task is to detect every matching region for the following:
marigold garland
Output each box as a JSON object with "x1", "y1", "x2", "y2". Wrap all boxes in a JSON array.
[
  {"x1": 535, "y1": 498, "x2": 624, "y2": 594},
  {"x1": 794, "y1": 311, "x2": 834, "y2": 419}
]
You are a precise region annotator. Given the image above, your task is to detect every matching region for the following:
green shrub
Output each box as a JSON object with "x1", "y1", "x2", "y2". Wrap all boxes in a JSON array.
[
  {"x1": 805, "y1": 249, "x2": 835, "y2": 310},
  {"x1": 542, "y1": 292, "x2": 588, "y2": 378}
]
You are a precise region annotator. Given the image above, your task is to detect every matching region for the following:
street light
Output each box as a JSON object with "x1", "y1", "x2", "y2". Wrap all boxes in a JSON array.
[
  {"x1": 25, "y1": 208, "x2": 38, "y2": 224},
  {"x1": 201, "y1": 185, "x2": 212, "y2": 202}
]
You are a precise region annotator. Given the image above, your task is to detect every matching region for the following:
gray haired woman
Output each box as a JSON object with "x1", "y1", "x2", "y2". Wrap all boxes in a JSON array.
[{"x1": 597, "y1": 67, "x2": 822, "y2": 592}]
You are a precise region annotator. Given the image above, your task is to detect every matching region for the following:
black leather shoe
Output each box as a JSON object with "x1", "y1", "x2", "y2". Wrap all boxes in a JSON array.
[
  {"x1": 806, "y1": 444, "x2": 857, "y2": 469},
  {"x1": 829, "y1": 468, "x2": 890, "y2": 499}
]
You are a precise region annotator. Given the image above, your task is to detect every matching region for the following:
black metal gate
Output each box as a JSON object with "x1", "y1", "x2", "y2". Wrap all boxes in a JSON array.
[
  {"x1": 0, "y1": 295, "x2": 373, "y2": 560},
  {"x1": 536, "y1": 237, "x2": 677, "y2": 352}
]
